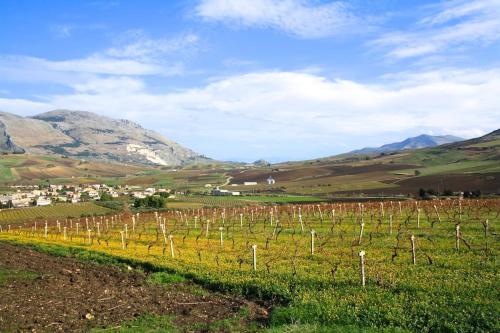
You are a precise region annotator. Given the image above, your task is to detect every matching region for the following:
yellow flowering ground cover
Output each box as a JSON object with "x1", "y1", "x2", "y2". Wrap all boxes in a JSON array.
[{"x1": 0, "y1": 199, "x2": 498, "y2": 332}]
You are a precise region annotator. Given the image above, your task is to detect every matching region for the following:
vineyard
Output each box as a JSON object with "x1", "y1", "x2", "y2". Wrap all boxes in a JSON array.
[
  {"x1": 172, "y1": 195, "x2": 327, "y2": 208},
  {"x1": 0, "y1": 202, "x2": 115, "y2": 225},
  {"x1": 0, "y1": 199, "x2": 498, "y2": 332}
]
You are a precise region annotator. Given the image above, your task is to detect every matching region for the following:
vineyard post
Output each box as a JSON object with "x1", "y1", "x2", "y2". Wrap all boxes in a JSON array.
[
  {"x1": 63, "y1": 227, "x2": 67, "y2": 241},
  {"x1": 206, "y1": 219, "x2": 210, "y2": 238},
  {"x1": 410, "y1": 235, "x2": 416, "y2": 265},
  {"x1": 331, "y1": 209, "x2": 335, "y2": 225},
  {"x1": 169, "y1": 235, "x2": 175, "y2": 258},
  {"x1": 161, "y1": 224, "x2": 167, "y2": 246},
  {"x1": 44, "y1": 221, "x2": 48, "y2": 238},
  {"x1": 96, "y1": 222, "x2": 100, "y2": 237},
  {"x1": 389, "y1": 214, "x2": 393, "y2": 235},
  {"x1": 125, "y1": 224, "x2": 128, "y2": 239},
  {"x1": 120, "y1": 230, "x2": 125, "y2": 249},
  {"x1": 417, "y1": 208, "x2": 421, "y2": 228},
  {"x1": 310, "y1": 229, "x2": 315, "y2": 255},
  {"x1": 358, "y1": 223, "x2": 365, "y2": 245},
  {"x1": 359, "y1": 250, "x2": 366, "y2": 287},
  {"x1": 239, "y1": 214, "x2": 243, "y2": 229},
  {"x1": 87, "y1": 229, "x2": 92, "y2": 245},
  {"x1": 252, "y1": 244, "x2": 257, "y2": 271},
  {"x1": 299, "y1": 212, "x2": 304, "y2": 233},
  {"x1": 219, "y1": 227, "x2": 224, "y2": 247},
  {"x1": 455, "y1": 225, "x2": 460, "y2": 251},
  {"x1": 434, "y1": 205, "x2": 441, "y2": 223},
  {"x1": 76, "y1": 222, "x2": 79, "y2": 236}
]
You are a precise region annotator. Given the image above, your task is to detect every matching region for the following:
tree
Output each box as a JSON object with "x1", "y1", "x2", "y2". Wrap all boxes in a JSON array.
[
  {"x1": 100, "y1": 192, "x2": 113, "y2": 201},
  {"x1": 414, "y1": 170, "x2": 421, "y2": 176},
  {"x1": 134, "y1": 195, "x2": 166, "y2": 209}
]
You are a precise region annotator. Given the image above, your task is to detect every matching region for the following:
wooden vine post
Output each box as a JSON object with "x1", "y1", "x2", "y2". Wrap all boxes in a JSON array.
[
  {"x1": 359, "y1": 250, "x2": 366, "y2": 287},
  {"x1": 169, "y1": 235, "x2": 175, "y2": 258},
  {"x1": 310, "y1": 229, "x2": 315, "y2": 255},
  {"x1": 119, "y1": 230, "x2": 125, "y2": 249},
  {"x1": 358, "y1": 223, "x2": 365, "y2": 245},
  {"x1": 410, "y1": 235, "x2": 416, "y2": 265},
  {"x1": 455, "y1": 225, "x2": 460, "y2": 251},
  {"x1": 252, "y1": 244, "x2": 257, "y2": 272},
  {"x1": 219, "y1": 227, "x2": 224, "y2": 247}
]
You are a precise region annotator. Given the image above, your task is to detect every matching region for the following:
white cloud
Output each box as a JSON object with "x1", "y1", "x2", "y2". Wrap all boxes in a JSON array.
[
  {"x1": 373, "y1": 0, "x2": 500, "y2": 59},
  {"x1": 0, "y1": 98, "x2": 54, "y2": 116},
  {"x1": 3, "y1": 68, "x2": 492, "y2": 160},
  {"x1": 195, "y1": 0, "x2": 364, "y2": 38},
  {"x1": 50, "y1": 24, "x2": 73, "y2": 38},
  {"x1": 106, "y1": 31, "x2": 199, "y2": 59}
]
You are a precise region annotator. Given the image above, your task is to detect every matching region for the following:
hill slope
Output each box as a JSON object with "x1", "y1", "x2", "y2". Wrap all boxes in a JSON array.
[
  {"x1": 350, "y1": 134, "x2": 463, "y2": 155},
  {"x1": 0, "y1": 110, "x2": 210, "y2": 166}
]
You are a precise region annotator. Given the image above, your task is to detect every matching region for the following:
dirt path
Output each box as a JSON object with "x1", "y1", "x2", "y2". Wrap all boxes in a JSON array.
[{"x1": 0, "y1": 243, "x2": 267, "y2": 332}]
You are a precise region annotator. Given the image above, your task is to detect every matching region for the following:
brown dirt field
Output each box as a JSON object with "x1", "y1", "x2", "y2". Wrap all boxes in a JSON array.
[
  {"x1": 335, "y1": 173, "x2": 500, "y2": 195},
  {"x1": 0, "y1": 243, "x2": 267, "y2": 332},
  {"x1": 229, "y1": 163, "x2": 416, "y2": 184}
]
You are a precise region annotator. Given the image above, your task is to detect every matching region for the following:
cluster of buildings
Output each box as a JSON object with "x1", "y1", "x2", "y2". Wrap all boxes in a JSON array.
[{"x1": 0, "y1": 184, "x2": 172, "y2": 209}]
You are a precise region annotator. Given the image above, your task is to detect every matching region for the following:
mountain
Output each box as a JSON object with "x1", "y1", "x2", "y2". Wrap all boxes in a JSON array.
[
  {"x1": 0, "y1": 110, "x2": 210, "y2": 166},
  {"x1": 349, "y1": 134, "x2": 464, "y2": 155}
]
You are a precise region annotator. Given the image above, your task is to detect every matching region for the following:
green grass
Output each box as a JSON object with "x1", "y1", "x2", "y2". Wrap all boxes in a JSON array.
[
  {"x1": 0, "y1": 268, "x2": 38, "y2": 286},
  {"x1": 0, "y1": 166, "x2": 15, "y2": 182},
  {"x1": 264, "y1": 323, "x2": 409, "y2": 333},
  {"x1": 397, "y1": 149, "x2": 466, "y2": 167},
  {"x1": 395, "y1": 160, "x2": 499, "y2": 176},
  {"x1": 146, "y1": 272, "x2": 186, "y2": 285},
  {"x1": 466, "y1": 139, "x2": 500, "y2": 148},
  {"x1": 91, "y1": 315, "x2": 177, "y2": 333}
]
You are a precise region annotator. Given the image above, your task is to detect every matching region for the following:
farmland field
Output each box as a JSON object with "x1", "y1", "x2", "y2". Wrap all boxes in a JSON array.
[
  {"x1": 0, "y1": 199, "x2": 498, "y2": 332},
  {"x1": 0, "y1": 202, "x2": 116, "y2": 225}
]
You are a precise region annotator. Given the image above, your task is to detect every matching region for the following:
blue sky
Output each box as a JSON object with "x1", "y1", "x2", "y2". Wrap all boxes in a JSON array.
[{"x1": 0, "y1": 0, "x2": 499, "y2": 162}]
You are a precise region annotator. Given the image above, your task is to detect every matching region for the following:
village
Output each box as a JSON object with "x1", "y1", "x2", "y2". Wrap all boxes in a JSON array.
[
  {"x1": 0, "y1": 184, "x2": 171, "y2": 209},
  {"x1": 0, "y1": 176, "x2": 278, "y2": 209}
]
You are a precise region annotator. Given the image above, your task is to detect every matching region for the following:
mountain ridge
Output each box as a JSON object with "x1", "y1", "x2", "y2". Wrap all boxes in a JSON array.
[
  {"x1": 349, "y1": 134, "x2": 464, "y2": 155},
  {"x1": 0, "y1": 110, "x2": 210, "y2": 166}
]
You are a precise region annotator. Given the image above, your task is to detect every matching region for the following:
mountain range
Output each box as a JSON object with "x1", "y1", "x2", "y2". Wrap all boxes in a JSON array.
[
  {"x1": 349, "y1": 134, "x2": 464, "y2": 155},
  {"x1": 0, "y1": 110, "x2": 210, "y2": 166}
]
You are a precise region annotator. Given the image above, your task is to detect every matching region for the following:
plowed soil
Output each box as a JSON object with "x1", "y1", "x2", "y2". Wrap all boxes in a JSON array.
[{"x1": 0, "y1": 243, "x2": 267, "y2": 332}]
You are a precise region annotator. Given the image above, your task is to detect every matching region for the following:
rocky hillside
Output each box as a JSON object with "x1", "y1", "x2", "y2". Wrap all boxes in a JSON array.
[{"x1": 0, "y1": 110, "x2": 210, "y2": 166}]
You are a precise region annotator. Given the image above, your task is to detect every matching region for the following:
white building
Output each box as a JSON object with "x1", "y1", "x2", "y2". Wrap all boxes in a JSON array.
[
  {"x1": 36, "y1": 197, "x2": 52, "y2": 206},
  {"x1": 267, "y1": 176, "x2": 276, "y2": 185},
  {"x1": 244, "y1": 182, "x2": 258, "y2": 186}
]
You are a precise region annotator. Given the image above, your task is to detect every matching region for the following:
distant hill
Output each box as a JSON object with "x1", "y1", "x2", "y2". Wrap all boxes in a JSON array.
[
  {"x1": 0, "y1": 110, "x2": 211, "y2": 166},
  {"x1": 349, "y1": 134, "x2": 464, "y2": 155}
]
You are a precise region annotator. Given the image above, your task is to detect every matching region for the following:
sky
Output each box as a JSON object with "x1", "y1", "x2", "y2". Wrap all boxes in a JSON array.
[{"x1": 0, "y1": 0, "x2": 499, "y2": 162}]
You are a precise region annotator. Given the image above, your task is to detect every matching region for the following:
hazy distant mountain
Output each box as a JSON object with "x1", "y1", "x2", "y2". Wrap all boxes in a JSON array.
[
  {"x1": 0, "y1": 110, "x2": 211, "y2": 166},
  {"x1": 349, "y1": 134, "x2": 464, "y2": 155}
]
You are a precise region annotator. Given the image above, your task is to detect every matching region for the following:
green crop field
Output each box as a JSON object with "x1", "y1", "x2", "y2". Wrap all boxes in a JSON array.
[{"x1": 1, "y1": 199, "x2": 498, "y2": 332}]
